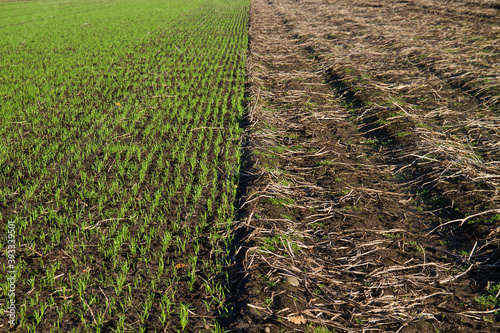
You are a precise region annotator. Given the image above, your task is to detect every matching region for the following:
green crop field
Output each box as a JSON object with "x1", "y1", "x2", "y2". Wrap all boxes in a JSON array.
[
  {"x1": 0, "y1": 0, "x2": 249, "y2": 331},
  {"x1": 4, "y1": 0, "x2": 498, "y2": 332}
]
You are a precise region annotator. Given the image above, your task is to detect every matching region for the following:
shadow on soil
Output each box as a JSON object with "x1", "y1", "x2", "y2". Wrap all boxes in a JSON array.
[
  {"x1": 324, "y1": 68, "x2": 500, "y2": 310},
  {"x1": 215, "y1": 82, "x2": 259, "y2": 332}
]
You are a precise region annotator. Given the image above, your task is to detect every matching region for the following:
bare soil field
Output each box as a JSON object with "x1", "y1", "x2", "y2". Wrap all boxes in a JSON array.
[{"x1": 226, "y1": 0, "x2": 500, "y2": 331}]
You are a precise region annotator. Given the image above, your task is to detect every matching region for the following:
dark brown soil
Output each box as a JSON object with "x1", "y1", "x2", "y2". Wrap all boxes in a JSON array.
[{"x1": 225, "y1": 0, "x2": 500, "y2": 332}]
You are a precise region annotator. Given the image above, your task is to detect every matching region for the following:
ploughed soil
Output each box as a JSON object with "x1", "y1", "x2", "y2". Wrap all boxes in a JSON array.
[{"x1": 224, "y1": 0, "x2": 500, "y2": 332}]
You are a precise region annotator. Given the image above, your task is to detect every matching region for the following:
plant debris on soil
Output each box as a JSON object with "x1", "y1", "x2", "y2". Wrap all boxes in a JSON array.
[
  {"x1": 1, "y1": 0, "x2": 499, "y2": 332},
  {"x1": 225, "y1": 0, "x2": 500, "y2": 332}
]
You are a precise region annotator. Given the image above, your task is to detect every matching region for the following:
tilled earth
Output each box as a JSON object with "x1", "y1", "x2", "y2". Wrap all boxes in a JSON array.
[{"x1": 224, "y1": 0, "x2": 500, "y2": 332}]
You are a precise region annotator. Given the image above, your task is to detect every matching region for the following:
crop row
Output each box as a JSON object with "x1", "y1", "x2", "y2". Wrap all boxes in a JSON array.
[{"x1": 0, "y1": 0, "x2": 249, "y2": 331}]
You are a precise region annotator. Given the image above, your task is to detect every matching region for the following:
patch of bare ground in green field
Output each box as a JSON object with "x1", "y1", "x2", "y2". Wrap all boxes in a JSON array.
[{"x1": 228, "y1": 0, "x2": 500, "y2": 331}]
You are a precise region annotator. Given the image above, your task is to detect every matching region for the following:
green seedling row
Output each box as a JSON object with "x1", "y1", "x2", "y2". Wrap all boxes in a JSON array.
[{"x1": 0, "y1": 0, "x2": 249, "y2": 331}]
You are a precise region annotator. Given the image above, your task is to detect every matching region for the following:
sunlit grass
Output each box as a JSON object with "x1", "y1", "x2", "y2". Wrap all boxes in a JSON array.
[{"x1": 0, "y1": 0, "x2": 249, "y2": 330}]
